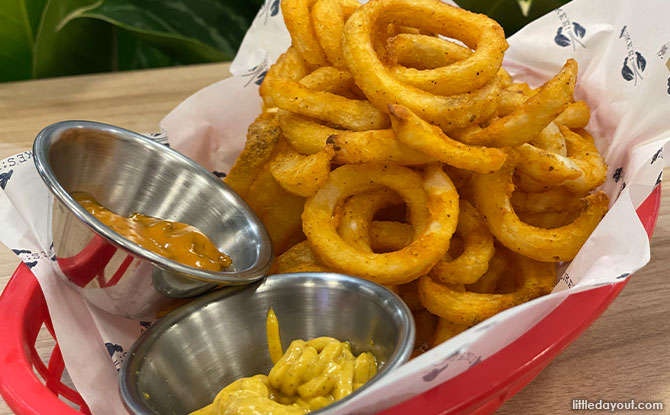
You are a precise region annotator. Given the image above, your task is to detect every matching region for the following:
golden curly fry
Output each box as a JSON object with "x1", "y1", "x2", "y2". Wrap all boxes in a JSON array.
[
  {"x1": 396, "y1": 280, "x2": 423, "y2": 311},
  {"x1": 277, "y1": 110, "x2": 336, "y2": 154},
  {"x1": 369, "y1": 221, "x2": 414, "y2": 252},
  {"x1": 245, "y1": 168, "x2": 306, "y2": 255},
  {"x1": 282, "y1": 0, "x2": 328, "y2": 66},
  {"x1": 312, "y1": 0, "x2": 360, "y2": 67},
  {"x1": 269, "y1": 141, "x2": 335, "y2": 197},
  {"x1": 342, "y1": 0, "x2": 506, "y2": 130},
  {"x1": 278, "y1": 110, "x2": 434, "y2": 165},
  {"x1": 511, "y1": 187, "x2": 583, "y2": 214},
  {"x1": 345, "y1": 0, "x2": 506, "y2": 96},
  {"x1": 517, "y1": 210, "x2": 579, "y2": 229},
  {"x1": 267, "y1": 79, "x2": 390, "y2": 131},
  {"x1": 337, "y1": 188, "x2": 404, "y2": 252},
  {"x1": 471, "y1": 161, "x2": 609, "y2": 262},
  {"x1": 386, "y1": 33, "x2": 472, "y2": 70},
  {"x1": 225, "y1": 113, "x2": 281, "y2": 198},
  {"x1": 298, "y1": 66, "x2": 356, "y2": 95},
  {"x1": 260, "y1": 47, "x2": 310, "y2": 108},
  {"x1": 303, "y1": 164, "x2": 458, "y2": 284},
  {"x1": 388, "y1": 104, "x2": 507, "y2": 173},
  {"x1": 560, "y1": 127, "x2": 608, "y2": 193},
  {"x1": 514, "y1": 143, "x2": 583, "y2": 183},
  {"x1": 555, "y1": 100, "x2": 591, "y2": 129},
  {"x1": 413, "y1": 309, "x2": 439, "y2": 356},
  {"x1": 465, "y1": 248, "x2": 511, "y2": 294},
  {"x1": 419, "y1": 251, "x2": 556, "y2": 325},
  {"x1": 460, "y1": 59, "x2": 578, "y2": 147},
  {"x1": 516, "y1": 127, "x2": 606, "y2": 192},
  {"x1": 430, "y1": 200, "x2": 495, "y2": 285},
  {"x1": 529, "y1": 122, "x2": 567, "y2": 156},
  {"x1": 498, "y1": 83, "x2": 536, "y2": 116},
  {"x1": 229, "y1": 0, "x2": 612, "y2": 354},
  {"x1": 328, "y1": 129, "x2": 436, "y2": 165},
  {"x1": 270, "y1": 240, "x2": 322, "y2": 274},
  {"x1": 430, "y1": 318, "x2": 470, "y2": 347}
]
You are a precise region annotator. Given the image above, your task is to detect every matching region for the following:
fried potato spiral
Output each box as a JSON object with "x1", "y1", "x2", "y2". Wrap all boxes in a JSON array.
[{"x1": 227, "y1": 0, "x2": 610, "y2": 354}]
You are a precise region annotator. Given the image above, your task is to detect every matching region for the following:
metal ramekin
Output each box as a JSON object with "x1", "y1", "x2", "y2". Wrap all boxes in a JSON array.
[{"x1": 33, "y1": 120, "x2": 273, "y2": 320}]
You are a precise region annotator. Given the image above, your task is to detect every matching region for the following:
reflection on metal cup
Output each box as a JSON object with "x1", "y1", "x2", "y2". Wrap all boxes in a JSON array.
[
  {"x1": 119, "y1": 272, "x2": 415, "y2": 415},
  {"x1": 34, "y1": 121, "x2": 273, "y2": 320}
]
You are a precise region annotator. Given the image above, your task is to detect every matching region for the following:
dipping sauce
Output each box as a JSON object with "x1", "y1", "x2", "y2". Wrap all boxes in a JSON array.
[
  {"x1": 72, "y1": 192, "x2": 232, "y2": 271},
  {"x1": 189, "y1": 308, "x2": 377, "y2": 415}
]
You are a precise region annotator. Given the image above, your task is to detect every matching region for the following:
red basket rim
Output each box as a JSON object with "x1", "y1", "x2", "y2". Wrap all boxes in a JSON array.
[
  {"x1": 0, "y1": 184, "x2": 662, "y2": 415},
  {"x1": 382, "y1": 183, "x2": 662, "y2": 414}
]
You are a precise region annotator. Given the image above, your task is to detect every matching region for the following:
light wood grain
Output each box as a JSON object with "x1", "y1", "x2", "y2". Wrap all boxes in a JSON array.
[
  {"x1": 1, "y1": 63, "x2": 668, "y2": 415},
  {"x1": 0, "y1": 63, "x2": 231, "y2": 415}
]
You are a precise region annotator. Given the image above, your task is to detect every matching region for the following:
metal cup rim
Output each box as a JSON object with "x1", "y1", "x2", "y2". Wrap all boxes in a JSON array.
[
  {"x1": 119, "y1": 272, "x2": 415, "y2": 415},
  {"x1": 33, "y1": 120, "x2": 273, "y2": 285}
]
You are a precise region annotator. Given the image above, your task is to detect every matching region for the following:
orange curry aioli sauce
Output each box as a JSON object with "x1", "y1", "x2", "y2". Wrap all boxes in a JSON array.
[{"x1": 72, "y1": 192, "x2": 232, "y2": 271}]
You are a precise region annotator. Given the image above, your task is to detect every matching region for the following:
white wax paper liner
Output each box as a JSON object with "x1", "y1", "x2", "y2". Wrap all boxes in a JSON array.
[{"x1": 1, "y1": 0, "x2": 670, "y2": 413}]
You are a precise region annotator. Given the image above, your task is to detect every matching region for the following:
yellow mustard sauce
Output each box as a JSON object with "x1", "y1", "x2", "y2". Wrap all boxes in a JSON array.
[
  {"x1": 189, "y1": 308, "x2": 378, "y2": 415},
  {"x1": 72, "y1": 192, "x2": 232, "y2": 271}
]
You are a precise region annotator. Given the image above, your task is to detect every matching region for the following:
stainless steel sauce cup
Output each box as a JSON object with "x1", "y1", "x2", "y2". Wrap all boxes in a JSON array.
[
  {"x1": 119, "y1": 272, "x2": 415, "y2": 415},
  {"x1": 33, "y1": 120, "x2": 273, "y2": 320}
]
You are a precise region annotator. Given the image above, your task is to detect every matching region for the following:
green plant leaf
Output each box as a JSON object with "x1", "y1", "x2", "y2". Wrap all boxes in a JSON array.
[
  {"x1": 24, "y1": 0, "x2": 47, "y2": 35},
  {"x1": 0, "y1": 0, "x2": 43, "y2": 81},
  {"x1": 79, "y1": 0, "x2": 257, "y2": 64},
  {"x1": 0, "y1": 0, "x2": 114, "y2": 81},
  {"x1": 454, "y1": 0, "x2": 571, "y2": 37},
  {"x1": 33, "y1": 0, "x2": 114, "y2": 78},
  {"x1": 1, "y1": 0, "x2": 257, "y2": 81},
  {"x1": 115, "y1": 27, "x2": 177, "y2": 70}
]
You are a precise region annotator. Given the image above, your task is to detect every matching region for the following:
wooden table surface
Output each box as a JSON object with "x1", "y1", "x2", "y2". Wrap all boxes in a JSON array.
[{"x1": 0, "y1": 63, "x2": 668, "y2": 415}]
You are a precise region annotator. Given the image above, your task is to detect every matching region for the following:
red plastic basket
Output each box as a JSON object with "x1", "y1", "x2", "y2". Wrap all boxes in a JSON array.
[{"x1": 0, "y1": 185, "x2": 661, "y2": 415}]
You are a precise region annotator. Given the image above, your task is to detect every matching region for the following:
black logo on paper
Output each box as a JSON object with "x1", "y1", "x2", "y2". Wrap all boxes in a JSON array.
[
  {"x1": 105, "y1": 343, "x2": 123, "y2": 356},
  {"x1": 259, "y1": 0, "x2": 281, "y2": 24},
  {"x1": 621, "y1": 53, "x2": 646, "y2": 83},
  {"x1": 554, "y1": 9, "x2": 585, "y2": 50},
  {"x1": 422, "y1": 352, "x2": 482, "y2": 382},
  {"x1": 12, "y1": 245, "x2": 57, "y2": 269},
  {"x1": 49, "y1": 242, "x2": 56, "y2": 261},
  {"x1": 242, "y1": 64, "x2": 269, "y2": 87},
  {"x1": 0, "y1": 152, "x2": 32, "y2": 171},
  {"x1": 555, "y1": 24, "x2": 586, "y2": 48},
  {"x1": 613, "y1": 167, "x2": 624, "y2": 183},
  {"x1": 145, "y1": 132, "x2": 169, "y2": 147},
  {"x1": 619, "y1": 26, "x2": 646, "y2": 85},
  {"x1": 105, "y1": 342, "x2": 127, "y2": 371},
  {"x1": 656, "y1": 171, "x2": 663, "y2": 187},
  {"x1": 651, "y1": 148, "x2": 663, "y2": 164},
  {"x1": 139, "y1": 321, "x2": 152, "y2": 334},
  {"x1": 655, "y1": 43, "x2": 670, "y2": 95},
  {"x1": 12, "y1": 248, "x2": 38, "y2": 269},
  {"x1": 212, "y1": 171, "x2": 227, "y2": 178},
  {"x1": 270, "y1": 0, "x2": 280, "y2": 16},
  {"x1": 560, "y1": 272, "x2": 575, "y2": 289},
  {"x1": 616, "y1": 273, "x2": 630, "y2": 280},
  {"x1": 255, "y1": 70, "x2": 268, "y2": 86},
  {"x1": 0, "y1": 169, "x2": 13, "y2": 190}
]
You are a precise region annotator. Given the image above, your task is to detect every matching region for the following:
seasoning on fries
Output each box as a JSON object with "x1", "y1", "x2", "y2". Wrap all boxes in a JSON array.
[{"x1": 225, "y1": 0, "x2": 609, "y2": 355}]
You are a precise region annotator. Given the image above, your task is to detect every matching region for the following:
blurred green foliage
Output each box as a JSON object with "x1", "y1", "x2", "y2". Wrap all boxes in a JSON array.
[
  {"x1": 0, "y1": 0, "x2": 262, "y2": 82},
  {"x1": 454, "y1": 0, "x2": 571, "y2": 37},
  {"x1": 0, "y1": 0, "x2": 569, "y2": 83}
]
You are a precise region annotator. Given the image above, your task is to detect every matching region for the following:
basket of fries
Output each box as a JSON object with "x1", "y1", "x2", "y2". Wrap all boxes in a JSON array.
[{"x1": 1, "y1": 0, "x2": 669, "y2": 413}]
